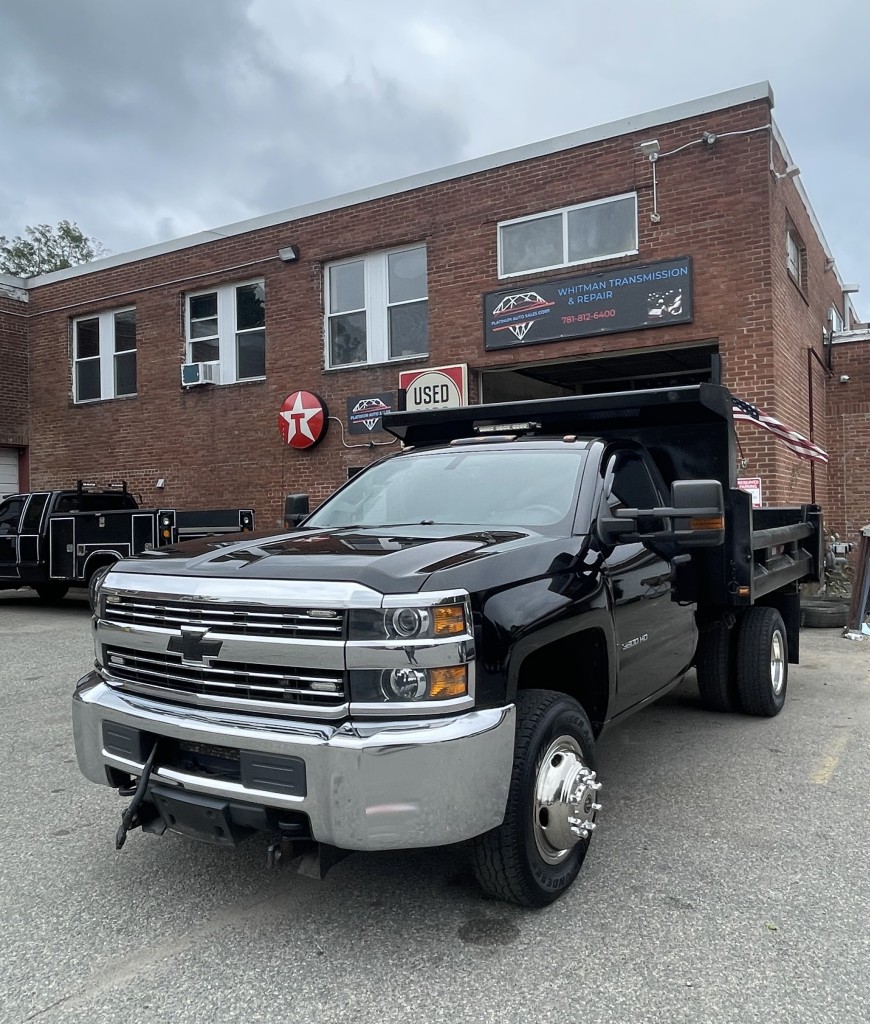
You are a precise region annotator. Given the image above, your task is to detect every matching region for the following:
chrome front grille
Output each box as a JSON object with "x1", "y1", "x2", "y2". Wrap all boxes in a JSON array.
[
  {"x1": 103, "y1": 645, "x2": 347, "y2": 712},
  {"x1": 103, "y1": 595, "x2": 345, "y2": 640}
]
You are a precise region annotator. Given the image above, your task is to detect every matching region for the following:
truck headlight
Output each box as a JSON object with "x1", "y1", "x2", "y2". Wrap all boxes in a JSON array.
[
  {"x1": 390, "y1": 607, "x2": 429, "y2": 638},
  {"x1": 351, "y1": 665, "x2": 469, "y2": 704},
  {"x1": 384, "y1": 668, "x2": 428, "y2": 700},
  {"x1": 349, "y1": 598, "x2": 469, "y2": 641}
]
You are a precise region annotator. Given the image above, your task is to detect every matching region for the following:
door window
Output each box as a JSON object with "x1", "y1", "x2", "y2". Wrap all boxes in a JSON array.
[
  {"x1": 0, "y1": 496, "x2": 25, "y2": 536},
  {"x1": 21, "y1": 494, "x2": 49, "y2": 533},
  {"x1": 607, "y1": 453, "x2": 666, "y2": 534}
]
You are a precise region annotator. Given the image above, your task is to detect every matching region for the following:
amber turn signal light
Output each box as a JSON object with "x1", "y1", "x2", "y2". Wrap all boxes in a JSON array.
[
  {"x1": 433, "y1": 604, "x2": 466, "y2": 636},
  {"x1": 428, "y1": 666, "x2": 468, "y2": 699},
  {"x1": 689, "y1": 516, "x2": 724, "y2": 531}
]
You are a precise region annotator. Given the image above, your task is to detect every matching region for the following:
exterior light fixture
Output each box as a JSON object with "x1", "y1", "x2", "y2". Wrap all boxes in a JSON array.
[
  {"x1": 775, "y1": 165, "x2": 800, "y2": 180},
  {"x1": 639, "y1": 139, "x2": 660, "y2": 161},
  {"x1": 278, "y1": 245, "x2": 300, "y2": 262},
  {"x1": 702, "y1": 131, "x2": 717, "y2": 145}
]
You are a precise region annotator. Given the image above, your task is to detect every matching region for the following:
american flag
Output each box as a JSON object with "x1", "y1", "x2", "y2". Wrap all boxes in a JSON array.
[{"x1": 732, "y1": 397, "x2": 829, "y2": 464}]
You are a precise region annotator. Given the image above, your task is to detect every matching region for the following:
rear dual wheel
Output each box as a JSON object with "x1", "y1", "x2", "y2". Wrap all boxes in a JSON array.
[
  {"x1": 735, "y1": 606, "x2": 788, "y2": 717},
  {"x1": 696, "y1": 607, "x2": 788, "y2": 717}
]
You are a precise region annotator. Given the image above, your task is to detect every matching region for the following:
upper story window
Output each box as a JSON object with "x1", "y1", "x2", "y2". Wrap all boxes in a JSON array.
[
  {"x1": 498, "y1": 193, "x2": 638, "y2": 278},
  {"x1": 786, "y1": 221, "x2": 807, "y2": 291},
  {"x1": 829, "y1": 305, "x2": 844, "y2": 333},
  {"x1": 325, "y1": 245, "x2": 428, "y2": 368},
  {"x1": 73, "y1": 308, "x2": 137, "y2": 403},
  {"x1": 186, "y1": 281, "x2": 265, "y2": 383}
]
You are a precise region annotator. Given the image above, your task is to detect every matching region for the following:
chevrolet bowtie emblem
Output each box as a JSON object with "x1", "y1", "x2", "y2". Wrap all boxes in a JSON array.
[{"x1": 167, "y1": 627, "x2": 223, "y2": 666}]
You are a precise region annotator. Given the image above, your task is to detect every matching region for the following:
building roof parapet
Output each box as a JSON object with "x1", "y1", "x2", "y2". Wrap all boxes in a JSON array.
[
  {"x1": 831, "y1": 328, "x2": 870, "y2": 345},
  {"x1": 0, "y1": 273, "x2": 28, "y2": 302}
]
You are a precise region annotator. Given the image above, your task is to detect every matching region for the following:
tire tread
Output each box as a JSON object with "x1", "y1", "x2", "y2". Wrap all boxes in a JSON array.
[
  {"x1": 695, "y1": 622, "x2": 736, "y2": 712},
  {"x1": 470, "y1": 689, "x2": 593, "y2": 907},
  {"x1": 735, "y1": 606, "x2": 787, "y2": 717}
]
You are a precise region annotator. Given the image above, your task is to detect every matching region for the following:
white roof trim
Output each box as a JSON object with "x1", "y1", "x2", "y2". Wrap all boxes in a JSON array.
[
  {"x1": 0, "y1": 274, "x2": 28, "y2": 302},
  {"x1": 831, "y1": 328, "x2": 870, "y2": 345},
  {"x1": 770, "y1": 119, "x2": 844, "y2": 294},
  {"x1": 26, "y1": 82, "x2": 774, "y2": 288}
]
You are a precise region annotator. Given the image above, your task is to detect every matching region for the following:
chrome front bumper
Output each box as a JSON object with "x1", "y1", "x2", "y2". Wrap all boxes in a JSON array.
[{"x1": 72, "y1": 672, "x2": 516, "y2": 851}]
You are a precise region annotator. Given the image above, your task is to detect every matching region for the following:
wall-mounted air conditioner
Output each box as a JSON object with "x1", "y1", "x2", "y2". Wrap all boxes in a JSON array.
[{"x1": 181, "y1": 362, "x2": 220, "y2": 387}]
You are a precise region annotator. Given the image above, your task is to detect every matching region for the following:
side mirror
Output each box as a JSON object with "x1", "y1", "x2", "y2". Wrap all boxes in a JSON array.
[
  {"x1": 283, "y1": 493, "x2": 310, "y2": 529},
  {"x1": 598, "y1": 479, "x2": 725, "y2": 548},
  {"x1": 669, "y1": 479, "x2": 725, "y2": 547}
]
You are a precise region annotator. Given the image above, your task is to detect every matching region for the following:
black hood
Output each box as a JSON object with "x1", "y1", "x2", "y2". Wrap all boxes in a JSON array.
[{"x1": 114, "y1": 525, "x2": 558, "y2": 594}]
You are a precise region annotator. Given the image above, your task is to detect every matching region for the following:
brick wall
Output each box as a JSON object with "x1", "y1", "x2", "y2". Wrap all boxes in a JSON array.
[
  {"x1": 19, "y1": 94, "x2": 850, "y2": 528},
  {"x1": 827, "y1": 338, "x2": 870, "y2": 541},
  {"x1": 0, "y1": 288, "x2": 29, "y2": 485}
]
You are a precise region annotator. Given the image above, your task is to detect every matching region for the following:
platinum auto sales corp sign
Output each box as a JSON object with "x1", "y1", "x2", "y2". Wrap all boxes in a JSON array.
[
  {"x1": 399, "y1": 364, "x2": 468, "y2": 411},
  {"x1": 278, "y1": 390, "x2": 329, "y2": 449}
]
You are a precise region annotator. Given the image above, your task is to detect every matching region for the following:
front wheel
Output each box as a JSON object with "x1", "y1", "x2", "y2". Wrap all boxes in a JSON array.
[
  {"x1": 470, "y1": 690, "x2": 600, "y2": 908},
  {"x1": 735, "y1": 606, "x2": 788, "y2": 717}
]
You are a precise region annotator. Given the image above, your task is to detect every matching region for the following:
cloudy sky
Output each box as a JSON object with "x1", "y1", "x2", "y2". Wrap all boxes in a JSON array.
[{"x1": 1, "y1": 0, "x2": 867, "y2": 314}]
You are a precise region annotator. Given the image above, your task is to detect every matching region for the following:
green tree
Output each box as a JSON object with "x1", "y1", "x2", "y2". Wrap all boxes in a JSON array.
[{"x1": 0, "y1": 220, "x2": 108, "y2": 277}]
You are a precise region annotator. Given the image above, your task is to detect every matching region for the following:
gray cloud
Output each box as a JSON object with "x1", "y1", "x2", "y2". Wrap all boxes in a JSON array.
[{"x1": 0, "y1": 0, "x2": 867, "y2": 314}]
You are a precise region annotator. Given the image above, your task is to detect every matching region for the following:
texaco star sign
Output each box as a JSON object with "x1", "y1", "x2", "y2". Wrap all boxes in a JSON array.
[{"x1": 278, "y1": 390, "x2": 329, "y2": 449}]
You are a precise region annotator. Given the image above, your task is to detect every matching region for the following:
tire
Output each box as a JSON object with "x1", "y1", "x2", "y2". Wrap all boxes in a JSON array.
[
  {"x1": 735, "y1": 607, "x2": 788, "y2": 717},
  {"x1": 34, "y1": 583, "x2": 70, "y2": 603},
  {"x1": 695, "y1": 621, "x2": 737, "y2": 712},
  {"x1": 801, "y1": 599, "x2": 849, "y2": 629},
  {"x1": 470, "y1": 690, "x2": 599, "y2": 908}
]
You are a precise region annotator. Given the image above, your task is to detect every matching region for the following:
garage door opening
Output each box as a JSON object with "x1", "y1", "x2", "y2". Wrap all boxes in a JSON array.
[
  {"x1": 0, "y1": 448, "x2": 20, "y2": 500},
  {"x1": 480, "y1": 342, "x2": 720, "y2": 404}
]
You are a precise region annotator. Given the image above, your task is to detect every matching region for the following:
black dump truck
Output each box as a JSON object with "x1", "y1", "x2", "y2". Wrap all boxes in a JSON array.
[
  {"x1": 0, "y1": 482, "x2": 254, "y2": 602},
  {"x1": 73, "y1": 385, "x2": 822, "y2": 906}
]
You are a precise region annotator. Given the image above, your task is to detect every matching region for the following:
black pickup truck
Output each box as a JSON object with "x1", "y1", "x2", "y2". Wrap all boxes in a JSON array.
[
  {"x1": 0, "y1": 483, "x2": 254, "y2": 602},
  {"x1": 73, "y1": 385, "x2": 822, "y2": 906}
]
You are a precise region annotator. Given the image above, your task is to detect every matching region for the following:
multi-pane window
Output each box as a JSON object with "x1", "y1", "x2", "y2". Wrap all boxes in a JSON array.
[
  {"x1": 186, "y1": 281, "x2": 265, "y2": 383},
  {"x1": 72, "y1": 308, "x2": 137, "y2": 403},
  {"x1": 498, "y1": 193, "x2": 638, "y2": 278},
  {"x1": 786, "y1": 222, "x2": 807, "y2": 290},
  {"x1": 325, "y1": 245, "x2": 428, "y2": 368}
]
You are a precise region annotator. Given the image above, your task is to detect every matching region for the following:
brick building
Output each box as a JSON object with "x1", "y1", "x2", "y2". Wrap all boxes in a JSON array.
[{"x1": 0, "y1": 81, "x2": 866, "y2": 539}]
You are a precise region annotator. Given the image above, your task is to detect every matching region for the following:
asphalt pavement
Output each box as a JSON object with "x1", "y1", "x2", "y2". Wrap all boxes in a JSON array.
[{"x1": 1, "y1": 589, "x2": 868, "y2": 1024}]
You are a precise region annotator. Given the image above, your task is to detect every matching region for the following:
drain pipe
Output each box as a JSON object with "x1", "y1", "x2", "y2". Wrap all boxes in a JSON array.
[{"x1": 807, "y1": 346, "x2": 833, "y2": 503}]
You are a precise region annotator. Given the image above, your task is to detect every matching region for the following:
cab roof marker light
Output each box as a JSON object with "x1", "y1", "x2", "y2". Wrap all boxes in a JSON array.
[{"x1": 475, "y1": 421, "x2": 542, "y2": 434}]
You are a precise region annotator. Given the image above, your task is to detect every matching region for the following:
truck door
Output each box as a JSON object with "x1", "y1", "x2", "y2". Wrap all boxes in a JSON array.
[
  {"x1": 17, "y1": 493, "x2": 50, "y2": 575},
  {"x1": 0, "y1": 495, "x2": 26, "y2": 578},
  {"x1": 602, "y1": 451, "x2": 697, "y2": 715}
]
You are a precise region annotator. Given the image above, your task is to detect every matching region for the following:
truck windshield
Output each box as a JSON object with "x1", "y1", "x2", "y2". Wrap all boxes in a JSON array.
[{"x1": 305, "y1": 448, "x2": 587, "y2": 530}]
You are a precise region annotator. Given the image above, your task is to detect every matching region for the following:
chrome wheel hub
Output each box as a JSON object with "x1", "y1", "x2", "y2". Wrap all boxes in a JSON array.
[
  {"x1": 533, "y1": 736, "x2": 602, "y2": 865},
  {"x1": 771, "y1": 629, "x2": 785, "y2": 695}
]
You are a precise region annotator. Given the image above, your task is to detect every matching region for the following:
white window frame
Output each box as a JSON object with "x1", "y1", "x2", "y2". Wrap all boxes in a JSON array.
[
  {"x1": 72, "y1": 307, "x2": 137, "y2": 404},
  {"x1": 786, "y1": 222, "x2": 806, "y2": 289},
  {"x1": 185, "y1": 279, "x2": 266, "y2": 385},
  {"x1": 497, "y1": 192, "x2": 638, "y2": 279},
  {"x1": 829, "y1": 305, "x2": 844, "y2": 333},
  {"x1": 324, "y1": 244, "x2": 428, "y2": 369}
]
